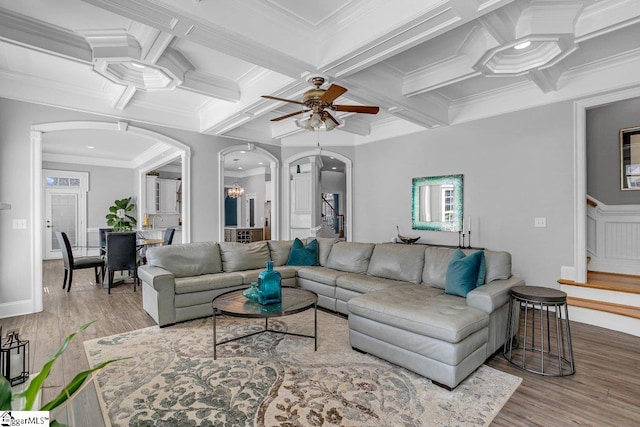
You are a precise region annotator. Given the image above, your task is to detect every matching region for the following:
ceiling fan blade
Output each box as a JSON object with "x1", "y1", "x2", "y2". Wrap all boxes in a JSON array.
[
  {"x1": 320, "y1": 84, "x2": 348, "y2": 103},
  {"x1": 333, "y1": 104, "x2": 380, "y2": 114},
  {"x1": 325, "y1": 111, "x2": 340, "y2": 126},
  {"x1": 270, "y1": 110, "x2": 309, "y2": 122},
  {"x1": 261, "y1": 95, "x2": 305, "y2": 105}
]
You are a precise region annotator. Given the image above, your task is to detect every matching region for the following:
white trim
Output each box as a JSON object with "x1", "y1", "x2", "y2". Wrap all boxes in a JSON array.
[
  {"x1": 570, "y1": 86, "x2": 640, "y2": 284},
  {"x1": 283, "y1": 150, "x2": 353, "y2": 241},
  {"x1": 30, "y1": 121, "x2": 191, "y2": 317},
  {"x1": 31, "y1": 131, "x2": 43, "y2": 314},
  {"x1": 218, "y1": 144, "x2": 279, "y2": 242}
]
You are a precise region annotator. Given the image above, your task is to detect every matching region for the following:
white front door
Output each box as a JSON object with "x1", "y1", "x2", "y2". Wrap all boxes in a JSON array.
[{"x1": 43, "y1": 170, "x2": 88, "y2": 259}]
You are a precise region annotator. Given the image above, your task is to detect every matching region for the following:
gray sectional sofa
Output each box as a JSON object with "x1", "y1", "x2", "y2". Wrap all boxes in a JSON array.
[{"x1": 138, "y1": 238, "x2": 524, "y2": 388}]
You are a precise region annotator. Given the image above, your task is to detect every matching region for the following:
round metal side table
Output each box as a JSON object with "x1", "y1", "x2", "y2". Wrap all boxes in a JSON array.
[{"x1": 504, "y1": 285, "x2": 575, "y2": 376}]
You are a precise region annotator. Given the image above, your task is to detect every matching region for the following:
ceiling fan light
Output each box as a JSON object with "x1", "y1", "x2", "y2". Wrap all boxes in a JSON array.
[
  {"x1": 325, "y1": 119, "x2": 337, "y2": 131},
  {"x1": 300, "y1": 119, "x2": 314, "y2": 131},
  {"x1": 309, "y1": 113, "x2": 322, "y2": 127}
]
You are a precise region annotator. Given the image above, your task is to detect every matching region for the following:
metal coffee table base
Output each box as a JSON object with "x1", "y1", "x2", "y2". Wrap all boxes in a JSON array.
[
  {"x1": 211, "y1": 288, "x2": 318, "y2": 360},
  {"x1": 213, "y1": 312, "x2": 317, "y2": 359}
]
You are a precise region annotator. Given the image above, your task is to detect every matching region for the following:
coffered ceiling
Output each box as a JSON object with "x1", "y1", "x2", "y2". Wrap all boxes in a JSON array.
[{"x1": 2, "y1": 0, "x2": 640, "y2": 152}]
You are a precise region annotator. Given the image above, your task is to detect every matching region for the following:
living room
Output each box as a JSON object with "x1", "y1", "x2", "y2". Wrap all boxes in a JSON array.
[{"x1": 1, "y1": 0, "x2": 640, "y2": 425}]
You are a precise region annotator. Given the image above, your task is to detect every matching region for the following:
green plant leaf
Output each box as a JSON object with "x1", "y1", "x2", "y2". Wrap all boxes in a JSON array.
[
  {"x1": 0, "y1": 375, "x2": 12, "y2": 410},
  {"x1": 14, "y1": 321, "x2": 95, "y2": 410},
  {"x1": 41, "y1": 358, "x2": 127, "y2": 412}
]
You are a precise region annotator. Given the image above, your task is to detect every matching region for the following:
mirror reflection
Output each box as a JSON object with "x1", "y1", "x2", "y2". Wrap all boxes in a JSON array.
[
  {"x1": 620, "y1": 126, "x2": 640, "y2": 190},
  {"x1": 412, "y1": 174, "x2": 463, "y2": 232}
]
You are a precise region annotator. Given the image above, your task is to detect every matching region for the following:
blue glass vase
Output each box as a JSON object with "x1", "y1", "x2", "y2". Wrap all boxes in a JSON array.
[{"x1": 258, "y1": 260, "x2": 281, "y2": 305}]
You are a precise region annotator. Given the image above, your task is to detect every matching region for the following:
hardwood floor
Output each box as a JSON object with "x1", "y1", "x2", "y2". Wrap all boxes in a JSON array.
[{"x1": 2, "y1": 260, "x2": 639, "y2": 426}]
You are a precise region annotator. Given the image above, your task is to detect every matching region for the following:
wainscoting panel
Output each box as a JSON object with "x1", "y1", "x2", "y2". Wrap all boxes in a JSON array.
[{"x1": 587, "y1": 200, "x2": 640, "y2": 275}]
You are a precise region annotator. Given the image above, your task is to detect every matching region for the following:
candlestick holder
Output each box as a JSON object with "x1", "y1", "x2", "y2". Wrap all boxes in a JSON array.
[
  {"x1": 466, "y1": 230, "x2": 472, "y2": 249},
  {"x1": 458, "y1": 230, "x2": 463, "y2": 248}
]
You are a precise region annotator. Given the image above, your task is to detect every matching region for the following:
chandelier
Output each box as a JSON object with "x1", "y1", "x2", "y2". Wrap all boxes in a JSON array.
[
  {"x1": 227, "y1": 182, "x2": 244, "y2": 198},
  {"x1": 296, "y1": 110, "x2": 340, "y2": 131}
]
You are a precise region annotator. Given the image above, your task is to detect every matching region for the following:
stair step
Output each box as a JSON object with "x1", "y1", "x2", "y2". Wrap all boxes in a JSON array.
[
  {"x1": 558, "y1": 270, "x2": 640, "y2": 295},
  {"x1": 567, "y1": 296, "x2": 640, "y2": 320}
]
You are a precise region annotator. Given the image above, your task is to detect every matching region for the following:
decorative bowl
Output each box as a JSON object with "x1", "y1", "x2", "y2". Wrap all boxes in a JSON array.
[
  {"x1": 399, "y1": 236, "x2": 420, "y2": 244},
  {"x1": 242, "y1": 283, "x2": 259, "y2": 300}
]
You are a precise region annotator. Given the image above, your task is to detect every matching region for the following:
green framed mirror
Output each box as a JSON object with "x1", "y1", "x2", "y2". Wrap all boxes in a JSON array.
[{"x1": 412, "y1": 174, "x2": 463, "y2": 232}]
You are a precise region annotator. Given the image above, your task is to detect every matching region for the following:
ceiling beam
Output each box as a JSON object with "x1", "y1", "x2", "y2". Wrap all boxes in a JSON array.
[
  {"x1": 81, "y1": 0, "x2": 314, "y2": 78},
  {"x1": 0, "y1": 8, "x2": 92, "y2": 63}
]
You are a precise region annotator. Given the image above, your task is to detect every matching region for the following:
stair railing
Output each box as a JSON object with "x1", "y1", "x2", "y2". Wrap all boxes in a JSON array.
[{"x1": 321, "y1": 195, "x2": 344, "y2": 238}]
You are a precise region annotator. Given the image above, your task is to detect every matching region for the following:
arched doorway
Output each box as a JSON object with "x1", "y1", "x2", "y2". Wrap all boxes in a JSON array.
[
  {"x1": 283, "y1": 150, "x2": 353, "y2": 241},
  {"x1": 218, "y1": 143, "x2": 280, "y2": 242},
  {"x1": 31, "y1": 121, "x2": 190, "y2": 312}
]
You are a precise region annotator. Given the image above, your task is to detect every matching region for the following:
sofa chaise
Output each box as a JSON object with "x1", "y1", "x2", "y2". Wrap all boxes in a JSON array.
[{"x1": 138, "y1": 238, "x2": 524, "y2": 388}]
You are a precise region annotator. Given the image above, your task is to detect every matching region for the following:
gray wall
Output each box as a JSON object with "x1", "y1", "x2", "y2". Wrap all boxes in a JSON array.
[
  {"x1": 352, "y1": 102, "x2": 576, "y2": 286},
  {"x1": 43, "y1": 162, "x2": 135, "y2": 229},
  {"x1": 587, "y1": 97, "x2": 640, "y2": 205},
  {"x1": 0, "y1": 98, "x2": 279, "y2": 311}
]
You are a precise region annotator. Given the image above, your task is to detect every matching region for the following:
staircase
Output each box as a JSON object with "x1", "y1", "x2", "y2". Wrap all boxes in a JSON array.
[{"x1": 559, "y1": 271, "x2": 640, "y2": 337}]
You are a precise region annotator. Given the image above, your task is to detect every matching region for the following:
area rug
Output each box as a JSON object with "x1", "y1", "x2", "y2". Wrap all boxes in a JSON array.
[{"x1": 84, "y1": 311, "x2": 521, "y2": 427}]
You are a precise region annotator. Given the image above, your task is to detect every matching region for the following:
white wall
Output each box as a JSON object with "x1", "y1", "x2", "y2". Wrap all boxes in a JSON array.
[{"x1": 353, "y1": 102, "x2": 576, "y2": 286}]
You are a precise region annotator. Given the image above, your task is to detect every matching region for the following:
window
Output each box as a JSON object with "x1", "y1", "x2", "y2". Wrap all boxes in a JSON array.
[
  {"x1": 441, "y1": 185, "x2": 454, "y2": 222},
  {"x1": 43, "y1": 170, "x2": 88, "y2": 190}
]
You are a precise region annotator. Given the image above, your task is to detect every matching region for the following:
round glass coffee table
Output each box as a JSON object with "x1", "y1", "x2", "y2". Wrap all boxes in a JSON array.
[{"x1": 211, "y1": 287, "x2": 318, "y2": 359}]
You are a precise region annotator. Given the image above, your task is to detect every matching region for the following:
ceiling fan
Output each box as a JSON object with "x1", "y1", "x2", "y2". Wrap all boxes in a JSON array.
[{"x1": 261, "y1": 76, "x2": 379, "y2": 130}]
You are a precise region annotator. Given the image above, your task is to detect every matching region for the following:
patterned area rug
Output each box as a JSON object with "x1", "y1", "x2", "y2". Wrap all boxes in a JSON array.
[{"x1": 84, "y1": 310, "x2": 521, "y2": 427}]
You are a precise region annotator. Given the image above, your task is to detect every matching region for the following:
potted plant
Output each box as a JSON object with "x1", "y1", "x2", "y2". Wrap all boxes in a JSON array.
[
  {"x1": 106, "y1": 197, "x2": 137, "y2": 231},
  {"x1": 0, "y1": 322, "x2": 124, "y2": 427}
]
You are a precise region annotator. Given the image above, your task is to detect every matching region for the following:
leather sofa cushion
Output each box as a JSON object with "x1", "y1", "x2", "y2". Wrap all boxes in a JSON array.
[
  {"x1": 348, "y1": 284, "x2": 489, "y2": 343},
  {"x1": 297, "y1": 266, "x2": 345, "y2": 286},
  {"x1": 326, "y1": 242, "x2": 375, "y2": 273},
  {"x1": 484, "y1": 251, "x2": 512, "y2": 283},
  {"x1": 315, "y1": 237, "x2": 339, "y2": 266},
  {"x1": 267, "y1": 240, "x2": 293, "y2": 266},
  {"x1": 337, "y1": 273, "x2": 408, "y2": 294},
  {"x1": 174, "y1": 272, "x2": 243, "y2": 294},
  {"x1": 219, "y1": 241, "x2": 271, "y2": 272},
  {"x1": 147, "y1": 242, "x2": 222, "y2": 278},
  {"x1": 367, "y1": 243, "x2": 425, "y2": 284}
]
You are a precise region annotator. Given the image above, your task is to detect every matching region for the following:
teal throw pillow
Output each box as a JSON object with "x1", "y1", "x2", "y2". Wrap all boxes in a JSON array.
[
  {"x1": 477, "y1": 251, "x2": 486, "y2": 286},
  {"x1": 286, "y1": 238, "x2": 319, "y2": 266},
  {"x1": 445, "y1": 249, "x2": 485, "y2": 297}
]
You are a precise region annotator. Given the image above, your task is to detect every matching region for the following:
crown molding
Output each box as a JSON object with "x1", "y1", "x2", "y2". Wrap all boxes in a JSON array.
[
  {"x1": 42, "y1": 152, "x2": 134, "y2": 169},
  {"x1": 448, "y1": 48, "x2": 640, "y2": 125},
  {"x1": 0, "y1": 8, "x2": 92, "y2": 63}
]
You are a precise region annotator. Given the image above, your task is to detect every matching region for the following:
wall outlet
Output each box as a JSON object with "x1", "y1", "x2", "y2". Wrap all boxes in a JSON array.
[
  {"x1": 534, "y1": 217, "x2": 547, "y2": 228},
  {"x1": 12, "y1": 219, "x2": 27, "y2": 229}
]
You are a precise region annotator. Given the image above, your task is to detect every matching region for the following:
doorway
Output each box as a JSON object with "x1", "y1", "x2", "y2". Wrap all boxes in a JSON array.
[
  {"x1": 218, "y1": 144, "x2": 280, "y2": 242},
  {"x1": 31, "y1": 121, "x2": 191, "y2": 316},
  {"x1": 43, "y1": 169, "x2": 88, "y2": 259},
  {"x1": 283, "y1": 151, "x2": 352, "y2": 241}
]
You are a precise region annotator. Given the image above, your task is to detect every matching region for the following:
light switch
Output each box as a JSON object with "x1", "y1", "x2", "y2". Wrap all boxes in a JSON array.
[
  {"x1": 13, "y1": 219, "x2": 27, "y2": 229},
  {"x1": 534, "y1": 217, "x2": 546, "y2": 228}
]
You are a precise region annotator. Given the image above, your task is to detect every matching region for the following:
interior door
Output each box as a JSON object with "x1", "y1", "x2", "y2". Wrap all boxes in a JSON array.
[{"x1": 45, "y1": 188, "x2": 85, "y2": 259}]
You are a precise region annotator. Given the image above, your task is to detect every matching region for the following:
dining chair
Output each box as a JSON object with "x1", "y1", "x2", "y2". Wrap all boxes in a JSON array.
[
  {"x1": 163, "y1": 228, "x2": 175, "y2": 245},
  {"x1": 55, "y1": 231, "x2": 105, "y2": 292},
  {"x1": 98, "y1": 227, "x2": 113, "y2": 278},
  {"x1": 106, "y1": 232, "x2": 139, "y2": 294}
]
